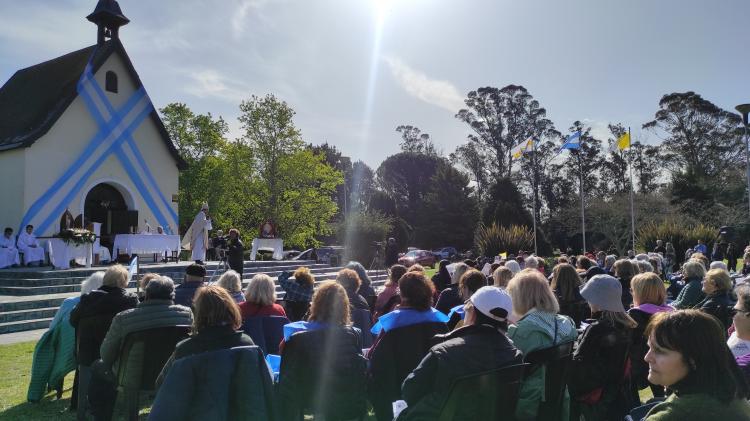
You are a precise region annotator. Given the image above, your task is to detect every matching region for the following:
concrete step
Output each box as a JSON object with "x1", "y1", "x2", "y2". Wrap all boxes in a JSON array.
[
  {"x1": 0, "y1": 294, "x2": 73, "y2": 313},
  {"x1": 0, "y1": 317, "x2": 53, "y2": 334},
  {"x1": 0, "y1": 284, "x2": 81, "y2": 296},
  {"x1": 0, "y1": 307, "x2": 58, "y2": 323},
  {"x1": 0, "y1": 269, "x2": 388, "y2": 334},
  {"x1": 0, "y1": 259, "x2": 319, "y2": 279},
  {"x1": 0, "y1": 264, "x2": 333, "y2": 287}
]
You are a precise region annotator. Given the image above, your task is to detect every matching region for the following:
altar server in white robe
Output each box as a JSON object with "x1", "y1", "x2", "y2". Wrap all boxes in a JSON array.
[
  {"x1": 0, "y1": 227, "x2": 20, "y2": 268},
  {"x1": 181, "y1": 203, "x2": 212, "y2": 264},
  {"x1": 18, "y1": 225, "x2": 45, "y2": 266}
]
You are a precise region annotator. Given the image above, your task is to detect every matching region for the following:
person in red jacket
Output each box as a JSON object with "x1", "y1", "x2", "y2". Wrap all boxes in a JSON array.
[{"x1": 238, "y1": 274, "x2": 287, "y2": 318}]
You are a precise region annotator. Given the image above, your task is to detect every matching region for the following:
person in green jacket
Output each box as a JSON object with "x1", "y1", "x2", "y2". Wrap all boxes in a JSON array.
[
  {"x1": 670, "y1": 260, "x2": 706, "y2": 309},
  {"x1": 507, "y1": 269, "x2": 578, "y2": 421},
  {"x1": 644, "y1": 309, "x2": 750, "y2": 421}
]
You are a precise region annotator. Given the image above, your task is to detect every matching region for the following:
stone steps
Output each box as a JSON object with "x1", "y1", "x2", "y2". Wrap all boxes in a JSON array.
[
  {"x1": 0, "y1": 318, "x2": 55, "y2": 334},
  {"x1": 0, "y1": 307, "x2": 59, "y2": 323},
  {"x1": 0, "y1": 264, "x2": 332, "y2": 289},
  {"x1": 0, "y1": 267, "x2": 359, "y2": 296},
  {"x1": 0, "y1": 261, "x2": 388, "y2": 334},
  {"x1": 0, "y1": 259, "x2": 319, "y2": 279}
]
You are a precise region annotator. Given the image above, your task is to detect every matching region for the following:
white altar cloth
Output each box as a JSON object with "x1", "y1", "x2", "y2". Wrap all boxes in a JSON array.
[
  {"x1": 46, "y1": 239, "x2": 92, "y2": 270},
  {"x1": 113, "y1": 234, "x2": 180, "y2": 257},
  {"x1": 250, "y1": 238, "x2": 283, "y2": 260}
]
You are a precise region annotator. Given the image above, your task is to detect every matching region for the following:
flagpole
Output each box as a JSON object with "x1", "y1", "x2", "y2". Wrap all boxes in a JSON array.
[
  {"x1": 628, "y1": 127, "x2": 636, "y2": 251},
  {"x1": 532, "y1": 138, "x2": 538, "y2": 255},
  {"x1": 579, "y1": 148, "x2": 586, "y2": 254}
]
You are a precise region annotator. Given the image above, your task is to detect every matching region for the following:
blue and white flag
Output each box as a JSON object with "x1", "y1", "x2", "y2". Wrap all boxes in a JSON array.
[
  {"x1": 127, "y1": 255, "x2": 138, "y2": 283},
  {"x1": 561, "y1": 131, "x2": 582, "y2": 150}
]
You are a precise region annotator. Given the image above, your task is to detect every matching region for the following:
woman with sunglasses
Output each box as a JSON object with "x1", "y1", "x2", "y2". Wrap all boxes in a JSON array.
[{"x1": 729, "y1": 284, "x2": 750, "y2": 358}]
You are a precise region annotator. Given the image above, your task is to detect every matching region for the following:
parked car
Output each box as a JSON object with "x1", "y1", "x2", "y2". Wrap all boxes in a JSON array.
[
  {"x1": 398, "y1": 249, "x2": 437, "y2": 268},
  {"x1": 433, "y1": 246, "x2": 458, "y2": 260},
  {"x1": 282, "y1": 249, "x2": 301, "y2": 260},
  {"x1": 293, "y1": 246, "x2": 346, "y2": 266}
]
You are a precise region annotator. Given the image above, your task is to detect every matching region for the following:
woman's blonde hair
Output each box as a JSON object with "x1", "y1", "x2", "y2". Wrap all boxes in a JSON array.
[
  {"x1": 193, "y1": 285, "x2": 241, "y2": 332},
  {"x1": 492, "y1": 266, "x2": 514, "y2": 288},
  {"x1": 102, "y1": 265, "x2": 129, "y2": 288},
  {"x1": 705, "y1": 268, "x2": 732, "y2": 293},
  {"x1": 309, "y1": 281, "x2": 350, "y2": 326},
  {"x1": 216, "y1": 270, "x2": 243, "y2": 294},
  {"x1": 244, "y1": 274, "x2": 277, "y2": 306},
  {"x1": 507, "y1": 268, "x2": 559, "y2": 315},
  {"x1": 631, "y1": 272, "x2": 667, "y2": 306}
]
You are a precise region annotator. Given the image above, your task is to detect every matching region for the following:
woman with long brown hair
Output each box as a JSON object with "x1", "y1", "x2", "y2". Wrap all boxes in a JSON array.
[
  {"x1": 278, "y1": 282, "x2": 368, "y2": 420},
  {"x1": 550, "y1": 263, "x2": 589, "y2": 327},
  {"x1": 157, "y1": 285, "x2": 254, "y2": 384}
]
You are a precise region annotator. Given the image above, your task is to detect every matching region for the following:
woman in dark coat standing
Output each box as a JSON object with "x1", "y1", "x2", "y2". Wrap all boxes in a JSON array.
[
  {"x1": 226, "y1": 228, "x2": 244, "y2": 275},
  {"x1": 727, "y1": 243, "x2": 738, "y2": 272}
]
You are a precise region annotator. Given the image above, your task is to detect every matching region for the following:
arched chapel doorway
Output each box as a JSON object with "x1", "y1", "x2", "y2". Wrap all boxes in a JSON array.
[{"x1": 84, "y1": 183, "x2": 137, "y2": 248}]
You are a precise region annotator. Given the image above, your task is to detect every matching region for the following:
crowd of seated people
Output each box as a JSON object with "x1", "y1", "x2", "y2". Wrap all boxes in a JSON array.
[{"x1": 29, "y1": 242, "x2": 750, "y2": 421}]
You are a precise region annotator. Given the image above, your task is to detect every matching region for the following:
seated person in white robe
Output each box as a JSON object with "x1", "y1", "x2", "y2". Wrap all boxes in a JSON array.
[
  {"x1": 0, "y1": 227, "x2": 20, "y2": 269},
  {"x1": 18, "y1": 225, "x2": 45, "y2": 266}
]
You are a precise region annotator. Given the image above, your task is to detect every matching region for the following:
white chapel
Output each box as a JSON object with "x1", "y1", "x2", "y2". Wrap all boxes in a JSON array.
[{"x1": 0, "y1": 0, "x2": 183, "y2": 250}]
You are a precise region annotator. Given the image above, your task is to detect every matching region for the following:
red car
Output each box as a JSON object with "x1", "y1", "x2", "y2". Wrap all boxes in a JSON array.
[{"x1": 398, "y1": 249, "x2": 437, "y2": 268}]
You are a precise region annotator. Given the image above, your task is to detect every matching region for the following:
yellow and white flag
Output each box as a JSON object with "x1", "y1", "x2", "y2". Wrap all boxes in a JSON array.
[
  {"x1": 609, "y1": 132, "x2": 631, "y2": 152},
  {"x1": 511, "y1": 137, "x2": 534, "y2": 159},
  {"x1": 617, "y1": 132, "x2": 631, "y2": 150}
]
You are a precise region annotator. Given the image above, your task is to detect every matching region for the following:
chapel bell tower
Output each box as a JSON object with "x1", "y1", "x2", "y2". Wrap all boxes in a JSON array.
[{"x1": 86, "y1": 0, "x2": 130, "y2": 45}]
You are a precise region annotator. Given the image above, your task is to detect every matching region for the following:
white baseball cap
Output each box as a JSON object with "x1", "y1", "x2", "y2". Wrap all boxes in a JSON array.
[{"x1": 469, "y1": 286, "x2": 512, "y2": 322}]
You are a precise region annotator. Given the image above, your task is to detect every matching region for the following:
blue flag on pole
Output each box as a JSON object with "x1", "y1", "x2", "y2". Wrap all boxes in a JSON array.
[{"x1": 561, "y1": 131, "x2": 582, "y2": 150}]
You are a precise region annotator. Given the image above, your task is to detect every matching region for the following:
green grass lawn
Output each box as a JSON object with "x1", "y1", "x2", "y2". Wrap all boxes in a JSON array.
[
  {"x1": 0, "y1": 341, "x2": 76, "y2": 420},
  {"x1": 0, "y1": 340, "x2": 377, "y2": 420}
]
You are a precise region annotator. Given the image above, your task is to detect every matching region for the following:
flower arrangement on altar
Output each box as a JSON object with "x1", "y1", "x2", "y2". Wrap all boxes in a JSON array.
[{"x1": 56, "y1": 228, "x2": 97, "y2": 246}]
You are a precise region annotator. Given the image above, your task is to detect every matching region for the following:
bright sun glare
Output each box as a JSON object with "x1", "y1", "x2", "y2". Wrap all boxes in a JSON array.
[{"x1": 372, "y1": 0, "x2": 394, "y2": 23}]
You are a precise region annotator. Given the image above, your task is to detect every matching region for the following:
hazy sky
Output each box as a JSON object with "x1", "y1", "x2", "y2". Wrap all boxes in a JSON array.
[{"x1": 1, "y1": 0, "x2": 749, "y2": 168}]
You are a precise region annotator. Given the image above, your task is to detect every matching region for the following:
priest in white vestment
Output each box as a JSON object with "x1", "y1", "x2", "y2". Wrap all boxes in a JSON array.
[
  {"x1": 181, "y1": 203, "x2": 212, "y2": 264},
  {"x1": 18, "y1": 225, "x2": 45, "y2": 266},
  {"x1": 0, "y1": 227, "x2": 20, "y2": 268}
]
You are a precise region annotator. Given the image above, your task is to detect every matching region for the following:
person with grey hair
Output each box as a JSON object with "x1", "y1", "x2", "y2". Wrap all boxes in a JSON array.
[
  {"x1": 239, "y1": 273, "x2": 286, "y2": 318},
  {"x1": 70, "y1": 266, "x2": 138, "y2": 419},
  {"x1": 710, "y1": 261, "x2": 728, "y2": 271},
  {"x1": 671, "y1": 259, "x2": 708, "y2": 309},
  {"x1": 524, "y1": 256, "x2": 539, "y2": 271},
  {"x1": 215, "y1": 270, "x2": 245, "y2": 303},
  {"x1": 89, "y1": 276, "x2": 193, "y2": 420},
  {"x1": 636, "y1": 260, "x2": 654, "y2": 274},
  {"x1": 504, "y1": 259, "x2": 522, "y2": 275},
  {"x1": 604, "y1": 255, "x2": 616, "y2": 273}
]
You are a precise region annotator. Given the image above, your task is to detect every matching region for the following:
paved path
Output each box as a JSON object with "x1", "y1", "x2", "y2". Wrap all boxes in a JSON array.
[{"x1": 0, "y1": 328, "x2": 46, "y2": 345}]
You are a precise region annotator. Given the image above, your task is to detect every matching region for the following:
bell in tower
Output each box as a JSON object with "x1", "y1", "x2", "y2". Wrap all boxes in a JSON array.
[{"x1": 86, "y1": 0, "x2": 130, "y2": 45}]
